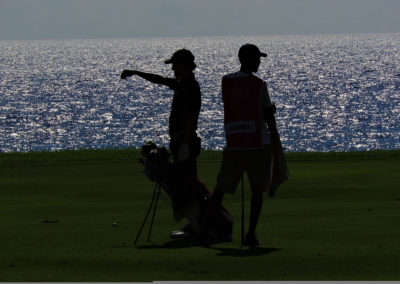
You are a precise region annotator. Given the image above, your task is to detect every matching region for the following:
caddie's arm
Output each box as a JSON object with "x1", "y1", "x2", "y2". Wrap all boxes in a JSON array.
[
  {"x1": 121, "y1": 70, "x2": 170, "y2": 86},
  {"x1": 264, "y1": 104, "x2": 278, "y2": 137},
  {"x1": 261, "y1": 82, "x2": 279, "y2": 137}
]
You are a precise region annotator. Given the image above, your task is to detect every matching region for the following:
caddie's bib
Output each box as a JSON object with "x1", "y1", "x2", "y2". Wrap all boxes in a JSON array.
[{"x1": 222, "y1": 75, "x2": 264, "y2": 149}]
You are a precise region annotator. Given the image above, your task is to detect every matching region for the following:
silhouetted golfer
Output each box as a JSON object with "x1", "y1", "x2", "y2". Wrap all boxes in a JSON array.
[
  {"x1": 201, "y1": 44, "x2": 285, "y2": 247},
  {"x1": 121, "y1": 48, "x2": 202, "y2": 220}
]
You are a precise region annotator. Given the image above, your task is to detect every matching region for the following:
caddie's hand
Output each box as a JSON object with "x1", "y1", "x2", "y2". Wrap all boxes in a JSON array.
[
  {"x1": 270, "y1": 129, "x2": 280, "y2": 140},
  {"x1": 271, "y1": 104, "x2": 277, "y2": 114},
  {"x1": 121, "y1": 70, "x2": 134, "y2": 80},
  {"x1": 178, "y1": 144, "x2": 190, "y2": 162}
]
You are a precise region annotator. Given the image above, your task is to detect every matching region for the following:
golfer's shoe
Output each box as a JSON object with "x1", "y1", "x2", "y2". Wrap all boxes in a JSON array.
[
  {"x1": 243, "y1": 233, "x2": 261, "y2": 247},
  {"x1": 169, "y1": 230, "x2": 193, "y2": 239}
]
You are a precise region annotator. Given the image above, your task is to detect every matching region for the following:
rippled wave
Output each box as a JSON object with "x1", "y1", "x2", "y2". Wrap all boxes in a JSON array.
[{"x1": 0, "y1": 34, "x2": 399, "y2": 152}]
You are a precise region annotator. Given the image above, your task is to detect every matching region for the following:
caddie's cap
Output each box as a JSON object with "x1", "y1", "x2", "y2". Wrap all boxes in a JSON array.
[
  {"x1": 164, "y1": 49, "x2": 195, "y2": 65},
  {"x1": 238, "y1": 44, "x2": 267, "y2": 60}
]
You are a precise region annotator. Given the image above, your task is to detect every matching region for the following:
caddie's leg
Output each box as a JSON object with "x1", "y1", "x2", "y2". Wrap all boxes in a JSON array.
[
  {"x1": 249, "y1": 189, "x2": 263, "y2": 236},
  {"x1": 208, "y1": 189, "x2": 225, "y2": 220},
  {"x1": 245, "y1": 147, "x2": 271, "y2": 246},
  {"x1": 197, "y1": 149, "x2": 244, "y2": 244},
  {"x1": 198, "y1": 189, "x2": 225, "y2": 241}
]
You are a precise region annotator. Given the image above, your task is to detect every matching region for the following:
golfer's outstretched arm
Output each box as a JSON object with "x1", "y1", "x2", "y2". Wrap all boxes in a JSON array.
[{"x1": 121, "y1": 70, "x2": 169, "y2": 86}]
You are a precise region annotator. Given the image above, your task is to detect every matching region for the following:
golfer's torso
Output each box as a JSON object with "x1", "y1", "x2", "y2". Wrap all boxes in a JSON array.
[{"x1": 169, "y1": 77, "x2": 201, "y2": 136}]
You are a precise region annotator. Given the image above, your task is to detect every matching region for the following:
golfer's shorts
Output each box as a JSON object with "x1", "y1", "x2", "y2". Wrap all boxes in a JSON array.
[{"x1": 215, "y1": 145, "x2": 272, "y2": 194}]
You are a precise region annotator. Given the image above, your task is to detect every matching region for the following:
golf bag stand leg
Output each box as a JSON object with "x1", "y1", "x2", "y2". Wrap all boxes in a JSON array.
[
  {"x1": 134, "y1": 182, "x2": 161, "y2": 245},
  {"x1": 147, "y1": 183, "x2": 162, "y2": 241}
]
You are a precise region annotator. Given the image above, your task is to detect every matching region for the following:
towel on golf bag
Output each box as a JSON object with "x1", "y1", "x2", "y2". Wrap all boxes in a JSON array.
[
  {"x1": 139, "y1": 141, "x2": 233, "y2": 240},
  {"x1": 268, "y1": 132, "x2": 290, "y2": 197}
]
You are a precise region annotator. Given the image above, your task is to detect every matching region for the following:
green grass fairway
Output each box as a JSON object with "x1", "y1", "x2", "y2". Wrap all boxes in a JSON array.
[{"x1": 0, "y1": 149, "x2": 399, "y2": 281}]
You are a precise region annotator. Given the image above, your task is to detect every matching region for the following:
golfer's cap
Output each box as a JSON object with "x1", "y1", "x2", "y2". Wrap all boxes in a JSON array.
[
  {"x1": 164, "y1": 49, "x2": 195, "y2": 65},
  {"x1": 238, "y1": 44, "x2": 267, "y2": 60}
]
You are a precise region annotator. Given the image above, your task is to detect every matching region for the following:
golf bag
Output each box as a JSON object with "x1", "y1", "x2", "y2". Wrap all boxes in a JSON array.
[{"x1": 139, "y1": 141, "x2": 233, "y2": 241}]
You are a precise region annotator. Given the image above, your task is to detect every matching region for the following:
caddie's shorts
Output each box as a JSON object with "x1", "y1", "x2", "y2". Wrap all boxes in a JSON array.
[{"x1": 215, "y1": 145, "x2": 272, "y2": 194}]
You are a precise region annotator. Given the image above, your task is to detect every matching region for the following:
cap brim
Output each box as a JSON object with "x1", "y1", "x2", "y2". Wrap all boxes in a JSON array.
[
  {"x1": 260, "y1": 52, "x2": 267, "y2": 57},
  {"x1": 164, "y1": 59, "x2": 173, "y2": 64}
]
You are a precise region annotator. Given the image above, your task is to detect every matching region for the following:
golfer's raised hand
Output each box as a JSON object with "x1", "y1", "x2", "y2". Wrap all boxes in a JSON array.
[{"x1": 121, "y1": 70, "x2": 135, "y2": 80}]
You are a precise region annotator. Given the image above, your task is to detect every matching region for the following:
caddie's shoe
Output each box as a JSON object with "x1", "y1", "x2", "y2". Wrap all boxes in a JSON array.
[{"x1": 243, "y1": 233, "x2": 261, "y2": 247}]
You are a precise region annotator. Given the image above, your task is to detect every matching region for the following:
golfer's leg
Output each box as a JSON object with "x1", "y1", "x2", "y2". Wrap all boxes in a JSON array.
[
  {"x1": 180, "y1": 158, "x2": 197, "y2": 204},
  {"x1": 199, "y1": 149, "x2": 243, "y2": 240},
  {"x1": 188, "y1": 158, "x2": 198, "y2": 180},
  {"x1": 205, "y1": 189, "x2": 225, "y2": 228},
  {"x1": 198, "y1": 189, "x2": 225, "y2": 242}
]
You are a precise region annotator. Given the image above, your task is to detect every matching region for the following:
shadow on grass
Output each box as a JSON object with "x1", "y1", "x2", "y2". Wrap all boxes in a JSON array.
[
  {"x1": 211, "y1": 246, "x2": 282, "y2": 257},
  {"x1": 136, "y1": 239, "x2": 194, "y2": 249},
  {"x1": 136, "y1": 239, "x2": 282, "y2": 257}
]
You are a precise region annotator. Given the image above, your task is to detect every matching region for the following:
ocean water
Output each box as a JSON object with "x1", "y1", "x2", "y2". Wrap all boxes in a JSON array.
[{"x1": 0, "y1": 33, "x2": 399, "y2": 152}]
